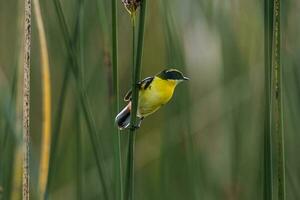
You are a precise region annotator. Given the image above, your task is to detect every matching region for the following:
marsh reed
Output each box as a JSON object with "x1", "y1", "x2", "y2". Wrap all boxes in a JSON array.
[
  {"x1": 112, "y1": 0, "x2": 123, "y2": 199},
  {"x1": 22, "y1": 0, "x2": 32, "y2": 199},
  {"x1": 124, "y1": 0, "x2": 147, "y2": 199},
  {"x1": 264, "y1": 0, "x2": 285, "y2": 199},
  {"x1": 1, "y1": 0, "x2": 297, "y2": 198},
  {"x1": 45, "y1": 0, "x2": 109, "y2": 198},
  {"x1": 272, "y1": 0, "x2": 285, "y2": 199},
  {"x1": 264, "y1": 0, "x2": 274, "y2": 199}
]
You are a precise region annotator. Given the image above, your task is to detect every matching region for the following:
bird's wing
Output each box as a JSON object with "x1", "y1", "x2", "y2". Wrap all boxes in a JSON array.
[
  {"x1": 124, "y1": 76, "x2": 154, "y2": 101},
  {"x1": 140, "y1": 76, "x2": 154, "y2": 90}
]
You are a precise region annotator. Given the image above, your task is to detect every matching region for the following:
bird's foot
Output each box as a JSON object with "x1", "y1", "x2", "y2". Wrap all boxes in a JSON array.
[
  {"x1": 130, "y1": 124, "x2": 140, "y2": 131},
  {"x1": 129, "y1": 117, "x2": 144, "y2": 131}
]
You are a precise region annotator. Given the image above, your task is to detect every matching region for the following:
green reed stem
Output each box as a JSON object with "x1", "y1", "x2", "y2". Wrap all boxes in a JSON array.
[
  {"x1": 125, "y1": 16, "x2": 136, "y2": 200},
  {"x1": 45, "y1": 66, "x2": 69, "y2": 199},
  {"x1": 46, "y1": 0, "x2": 109, "y2": 199},
  {"x1": 77, "y1": 1, "x2": 84, "y2": 198},
  {"x1": 264, "y1": 0, "x2": 285, "y2": 199},
  {"x1": 76, "y1": 103, "x2": 83, "y2": 200},
  {"x1": 125, "y1": 1, "x2": 147, "y2": 199},
  {"x1": 112, "y1": 0, "x2": 123, "y2": 199},
  {"x1": 264, "y1": 0, "x2": 274, "y2": 199},
  {"x1": 45, "y1": 8, "x2": 80, "y2": 199},
  {"x1": 272, "y1": 0, "x2": 285, "y2": 199}
]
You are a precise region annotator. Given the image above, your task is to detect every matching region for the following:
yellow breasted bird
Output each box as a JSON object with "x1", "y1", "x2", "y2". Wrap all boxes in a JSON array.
[{"x1": 115, "y1": 69, "x2": 189, "y2": 130}]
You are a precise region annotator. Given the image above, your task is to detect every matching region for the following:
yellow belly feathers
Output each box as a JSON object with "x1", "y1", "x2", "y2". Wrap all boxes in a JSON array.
[{"x1": 137, "y1": 77, "x2": 176, "y2": 117}]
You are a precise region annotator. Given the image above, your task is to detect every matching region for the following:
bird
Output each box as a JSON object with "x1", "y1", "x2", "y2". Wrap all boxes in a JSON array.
[{"x1": 115, "y1": 68, "x2": 189, "y2": 130}]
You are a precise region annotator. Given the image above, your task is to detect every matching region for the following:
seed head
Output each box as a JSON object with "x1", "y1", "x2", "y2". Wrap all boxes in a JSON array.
[{"x1": 122, "y1": 0, "x2": 141, "y2": 15}]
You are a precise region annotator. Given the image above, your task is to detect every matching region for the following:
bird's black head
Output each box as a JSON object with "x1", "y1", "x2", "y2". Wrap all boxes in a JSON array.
[{"x1": 157, "y1": 69, "x2": 189, "y2": 81}]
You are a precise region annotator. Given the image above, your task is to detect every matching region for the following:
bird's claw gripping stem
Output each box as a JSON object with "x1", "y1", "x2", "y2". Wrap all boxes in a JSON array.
[
  {"x1": 130, "y1": 125, "x2": 140, "y2": 131},
  {"x1": 129, "y1": 117, "x2": 143, "y2": 131}
]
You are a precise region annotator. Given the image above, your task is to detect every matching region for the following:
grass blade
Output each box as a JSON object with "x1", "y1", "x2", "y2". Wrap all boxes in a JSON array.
[
  {"x1": 76, "y1": 1, "x2": 84, "y2": 198},
  {"x1": 112, "y1": 0, "x2": 123, "y2": 199},
  {"x1": 264, "y1": 0, "x2": 274, "y2": 199},
  {"x1": 265, "y1": 0, "x2": 285, "y2": 199},
  {"x1": 45, "y1": 8, "x2": 79, "y2": 199},
  {"x1": 272, "y1": 0, "x2": 286, "y2": 199},
  {"x1": 45, "y1": 0, "x2": 109, "y2": 198},
  {"x1": 32, "y1": 0, "x2": 52, "y2": 196},
  {"x1": 76, "y1": 103, "x2": 83, "y2": 200}
]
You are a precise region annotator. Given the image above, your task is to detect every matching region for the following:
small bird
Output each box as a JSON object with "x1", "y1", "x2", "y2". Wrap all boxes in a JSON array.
[{"x1": 115, "y1": 69, "x2": 189, "y2": 130}]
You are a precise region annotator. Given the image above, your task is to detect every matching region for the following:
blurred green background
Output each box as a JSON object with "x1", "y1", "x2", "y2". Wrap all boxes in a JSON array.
[{"x1": 0, "y1": 0, "x2": 300, "y2": 199}]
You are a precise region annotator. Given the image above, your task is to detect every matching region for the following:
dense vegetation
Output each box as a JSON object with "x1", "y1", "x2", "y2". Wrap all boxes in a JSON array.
[{"x1": 0, "y1": 0, "x2": 300, "y2": 199}]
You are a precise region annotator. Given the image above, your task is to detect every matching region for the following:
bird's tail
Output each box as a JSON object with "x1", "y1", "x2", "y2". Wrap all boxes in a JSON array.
[{"x1": 115, "y1": 102, "x2": 131, "y2": 130}]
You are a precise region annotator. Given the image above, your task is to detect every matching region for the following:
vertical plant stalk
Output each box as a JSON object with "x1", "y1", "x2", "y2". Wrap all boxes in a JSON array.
[
  {"x1": 112, "y1": 0, "x2": 123, "y2": 199},
  {"x1": 49, "y1": 1, "x2": 109, "y2": 199},
  {"x1": 76, "y1": 105, "x2": 82, "y2": 200},
  {"x1": 264, "y1": 0, "x2": 274, "y2": 199},
  {"x1": 45, "y1": 9, "x2": 80, "y2": 198},
  {"x1": 77, "y1": 1, "x2": 84, "y2": 199},
  {"x1": 125, "y1": 1, "x2": 147, "y2": 199},
  {"x1": 22, "y1": 0, "x2": 32, "y2": 199},
  {"x1": 45, "y1": 68, "x2": 69, "y2": 199},
  {"x1": 125, "y1": 16, "x2": 136, "y2": 200},
  {"x1": 272, "y1": 0, "x2": 285, "y2": 199},
  {"x1": 33, "y1": 0, "x2": 52, "y2": 196}
]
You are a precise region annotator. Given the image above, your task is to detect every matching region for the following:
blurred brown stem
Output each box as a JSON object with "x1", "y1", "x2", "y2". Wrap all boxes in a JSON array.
[{"x1": 22, "y1": 0, "x2": 32, "y2": 199}]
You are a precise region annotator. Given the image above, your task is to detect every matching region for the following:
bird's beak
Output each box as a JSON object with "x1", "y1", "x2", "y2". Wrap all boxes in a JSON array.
[{"x1": 183, "y1": 76, "x2": 189, "y2": 81}]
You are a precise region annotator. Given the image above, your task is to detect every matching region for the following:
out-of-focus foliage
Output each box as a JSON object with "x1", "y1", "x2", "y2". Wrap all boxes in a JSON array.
[{"x1": 0, "y1": 0, "x2": 299, "y2": 199}]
